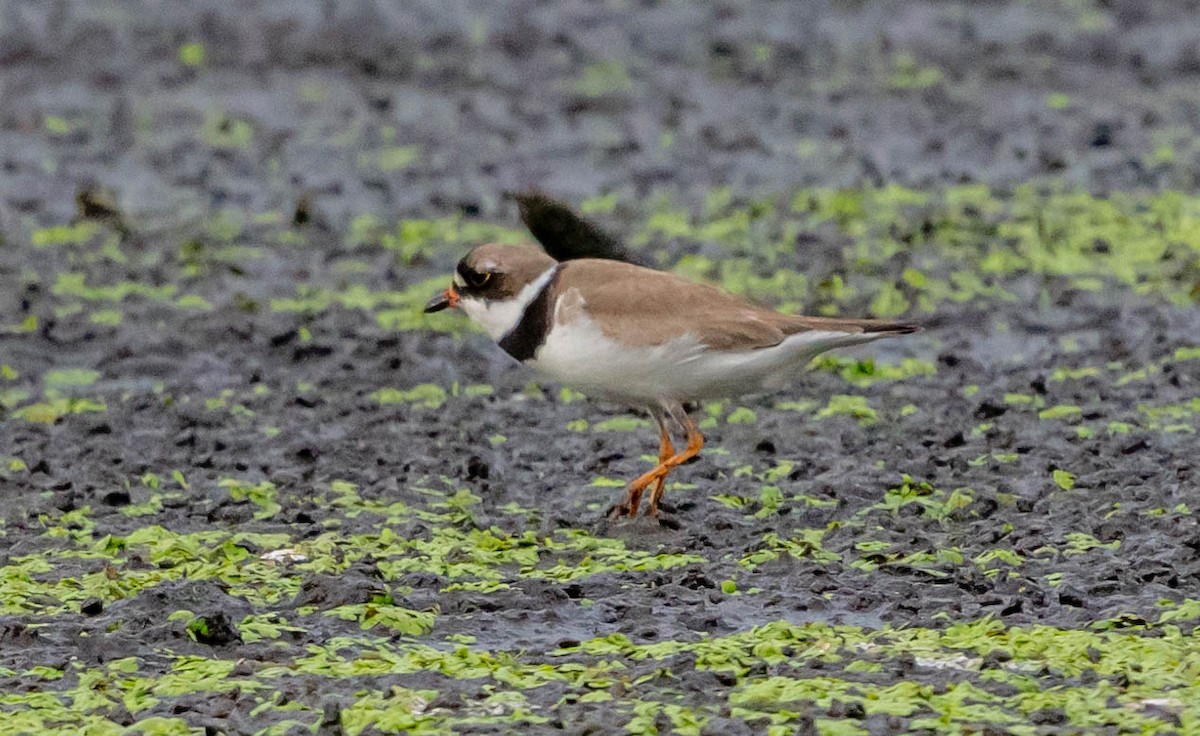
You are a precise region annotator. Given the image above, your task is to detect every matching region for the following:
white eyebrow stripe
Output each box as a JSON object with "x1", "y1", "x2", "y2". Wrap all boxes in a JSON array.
[{"x1": 458, "y1": 265, "x2": 557, "y2": 342}]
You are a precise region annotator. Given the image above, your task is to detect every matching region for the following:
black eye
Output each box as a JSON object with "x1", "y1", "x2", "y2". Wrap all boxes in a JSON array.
[{"x1": 467, "y1": 271, "x2": 492, "y2": 288}]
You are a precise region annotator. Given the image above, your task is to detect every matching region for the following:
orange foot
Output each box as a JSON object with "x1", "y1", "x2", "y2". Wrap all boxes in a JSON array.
[{"x1": 611, "y1": 413, "x2": 704, "y2": 518}]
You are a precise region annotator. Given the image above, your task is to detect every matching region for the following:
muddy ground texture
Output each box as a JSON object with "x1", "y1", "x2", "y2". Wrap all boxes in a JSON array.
[{"x1": 3, "y1": 1, "x2": 1200, "y2": 734}]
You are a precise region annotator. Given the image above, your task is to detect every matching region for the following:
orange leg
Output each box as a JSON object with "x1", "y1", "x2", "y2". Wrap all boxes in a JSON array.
[
  {"x1": 629, "y1": 415, "x2": 704, "y2": 517},
  {"x1": 613, "y1": 420, "x2": 674, "y2": 517},
  {"x1": 632, "y1": 424, "x2": 676, "y2": 516},
  {"x1": 644, "y1": 429, "x2": 676, "y2": 515}
]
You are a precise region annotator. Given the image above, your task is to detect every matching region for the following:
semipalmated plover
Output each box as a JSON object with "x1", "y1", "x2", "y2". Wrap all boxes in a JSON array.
[{"x1": 425, "y1": 211, "x2": 918, "y2": 518}]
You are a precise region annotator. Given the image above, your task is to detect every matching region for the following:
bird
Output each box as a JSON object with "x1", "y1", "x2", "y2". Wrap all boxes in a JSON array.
[{"x1": 424, "y1": 198, "x2": 919, "y2": 518}]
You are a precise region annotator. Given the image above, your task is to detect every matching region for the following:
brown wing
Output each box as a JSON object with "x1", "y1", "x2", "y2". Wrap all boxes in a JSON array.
[{"x1": 555, "y1": 260, "x2": 918, "y2": 351}]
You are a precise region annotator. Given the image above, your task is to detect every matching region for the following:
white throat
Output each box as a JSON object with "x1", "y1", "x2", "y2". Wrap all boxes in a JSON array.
[{"x1": 458, "y1": 265, "x2": 557, "y2": 341}]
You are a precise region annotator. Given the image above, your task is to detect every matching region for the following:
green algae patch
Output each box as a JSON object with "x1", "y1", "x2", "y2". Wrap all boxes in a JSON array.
[
  {"x1": 369, "y1": 145, "x2": 420, "y2": 171},
  {"x1": 1039, "y1": 404, "x2": 1082, "y2": 421},
  {"x1": 816, "y1": 395, "x2": 877, "y2": 425},
  {"x1": 1053, "y1": 469, "x2": 1077, "y2": 491},
  {"x1": 177, "y1": 41, "x2": 205, "y2": 66},
  {"x1": 0, "y1": 315, "x2": 37, "y2": 335},
  {"x1": 53, "y1": 272, "x2": 178, "y2": 302},
  {"x1": 726, "y1": 407, "x2": 757, "y2": 424},
  {"x1": 338, "y1": 688, "x2": 441, "y2": 735},
  {"x1": 524, "y1": 532, "x2": 704, "y2": 582},
  {"x1": 11, "y1": 397, "x2": 106, "y2": 423},
  {"x1": 90, "y1": 308, "x2": 124, "y2": 326},
  {"x1": 356, "y1": 523, "x2": 704, "y2": 588},
  {"x1": 459, "y1": 383, "x2": 494, "y2": 398},
  {"x1": 271, "y1": 277, "x2": 469, "y2": 333},
  {"x1": 372, "y1": 384, "x2": 448, "y2": 409},
  {"x1": 1138, "y1": 398, "x2": 1200, "y2": 432},
  {"x1": 809, "y1": 356, "x2": 936, "y2": 386},
  {"x1": 554, "y1": 618, "x2": 1200, "y2": 734},
  {"x1": 220, "y1": 478, "x2": 282, "y2": 520},
  {"x1": 326, "y1": 601, "x2": 436, "y2": 636},
  {"x1": 3, "y1": 466, "x2": 1198, "y2": 735},
  {"x1": 43, "y1": 368, "x2": 100, "y2": 388},
  {"x1": 202, "y1": 112, "x2": 254, "y2": 149},
  {"x1": 377, "y1": 216, "x2": 528, "y2": 264},
  {"x1": 742, "y1": 529, "x2": 842, "y2": 569},
  {"x1": 3, "y1": 369, "x2": 104, "y2": 423},
  {"x1": 1049, "y1": 366, "x2": 1102, "y2": 382},
  {"x1": 574, "y1": 60, "x2": 635, "y2": 98},
  {"x1": 10, "y1": 185, "x2": 1200, "y2": 736},
  {"x1": 256, "y1": 186, "x2": 1200, "y2": 354},
  {"x1": 887, "y1": 51, "x2": 944, "y2": 90},
  {"x1": 632, "y1": 183, "x2": 1200, "y2": 313},
  {"x1": 31, "y1": 222, "x2": 100, "y2": 247}
]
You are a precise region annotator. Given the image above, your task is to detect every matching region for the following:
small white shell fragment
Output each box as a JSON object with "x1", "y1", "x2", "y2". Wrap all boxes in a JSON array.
[{"x1": 260, "y1": 548, "x2": 307, "y2": 564}]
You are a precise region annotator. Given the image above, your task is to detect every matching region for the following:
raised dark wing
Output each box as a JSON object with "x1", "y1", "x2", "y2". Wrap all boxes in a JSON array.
[{"x1": 513, "y1": 191, "x2": 643, "y2": 264}]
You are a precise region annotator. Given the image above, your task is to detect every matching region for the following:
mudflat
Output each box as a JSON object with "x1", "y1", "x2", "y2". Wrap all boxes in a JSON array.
[{"x1": 2, "y1": 2, "x2": 1199, "y2": 733}]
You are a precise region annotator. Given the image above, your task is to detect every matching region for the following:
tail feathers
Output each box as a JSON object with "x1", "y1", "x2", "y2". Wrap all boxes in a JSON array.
[
  {"x1": 777, "y1": 315, "x2": 923, "y2": 338},
  {"x1": 861, "y1": 321, "x2": 922, "y2": 335}
]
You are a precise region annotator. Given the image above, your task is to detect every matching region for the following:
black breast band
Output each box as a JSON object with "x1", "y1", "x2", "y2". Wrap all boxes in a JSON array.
[{"x1": 497, "y1": 266, "x2": 563, "y2": 362}]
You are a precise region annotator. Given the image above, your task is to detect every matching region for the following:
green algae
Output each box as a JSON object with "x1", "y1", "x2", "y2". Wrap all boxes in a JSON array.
[
  {"x1": 220, "y1": 478, "x2": 282, "y2": 520},
  {"x1": 1038, "y1": 404, "x2": 1082, "y2": 421},
  {"x1": 647, "y1": 184, "x2": 1200, "y2": 311},
  {"x1": 816, "y1": 395, "x2": 877, "y2": 425},
  {"x1": 809, "y1": 355, "x2": 936, "y2": 386},
  {"x1": 3, "y1": 493, "x2": 1197, "y2": 736},
  {"x1": 553, "y1": 618, "x2": 1200, "y2": 734},
  {"x1": 887, "y1": 51, "x2": 943, "y2": 90},
  {"x1": 89, "y1": 308, "x2": 124, "y2": 326},
  {"x1": 43, "y1": 368, "x2": 100, "y2": 388},
  {"x1": 201, "y1": 112, "x2": 254, "y2": 149},
  {"x1": 1, "y1": 388, "x2": 31, "y2": 412},
  {"x1": 742, "y1": 529, "x2": 842, "y2": 569},
  {"x1": 370, "y1": 145, "x2": 420, "y2": 171},
  {"x1": 1049, "y1": 366, "x2": 1102, "y2": 382},
  {"x1": 72, "y1": 184, "x2": 1198, "y2": 366},
  {"x1": 177, "y1": 42, "x2": 204, "y2": 66},
  {"x1": 240, "y1": 185, "x2": 1200, "y2": 351},
  {"x1": 726, "y1": 407, "x2": 757, "y2": 424},
  {"x1": 574, "y1": 60, "x2": 635, "y2": 98},
  {"x1": 0, "y1": 315, "x2": 38, "y2": 335},
  {"x1": 0, "y1": 482, "x2": 710, "y2": 624},
  {"x1": 379, "y1": 216, "x2": 528, "y2": 264},
  {"x1": 1139, "y1": 398, "x2": 1200, "y2": 432},
  {"x1": 11, "y1": 396, "x2": 106, "y2": 424},
  {"x1": 1053, "y1": 469, "x2": 1076, "y2": 491},
  {"x1": 52, "y1": 273, "x2": 178, "y2": 303},
  {"x1": 9, "y1": 184, "x2": 1200, "y2": 735},
  {"x1": 271, "y1": 277, "x2": 465, "y2": 333},
  {"x1": 372, "y1": 384, "x2": 448, "y2": 409},
  {"x1": 31, "y1": 222, "x2": 100, "y2": 247},
  {"x1": 326, "y1": 601, "x2": 436, "y2": 636}
]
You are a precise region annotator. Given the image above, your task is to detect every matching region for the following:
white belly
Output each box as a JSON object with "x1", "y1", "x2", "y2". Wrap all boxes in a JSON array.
[{"x1": 528, "y1": 311, "x2": 868, "y2": 405}]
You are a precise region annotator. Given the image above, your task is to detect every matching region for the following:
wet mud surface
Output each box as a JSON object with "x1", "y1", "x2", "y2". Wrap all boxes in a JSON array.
[{"x1": 2, "y1": 1, "x2": 1200, "y2": 734}]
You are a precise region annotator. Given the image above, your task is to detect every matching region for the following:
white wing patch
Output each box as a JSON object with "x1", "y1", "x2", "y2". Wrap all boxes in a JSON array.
[{"x1": 554, "y1": 286, "x2": 588, "y2": 324}]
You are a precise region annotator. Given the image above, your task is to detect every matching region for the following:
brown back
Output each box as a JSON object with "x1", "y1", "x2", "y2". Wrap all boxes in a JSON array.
[{"x1": 555, "y1": 259, "x2": 918, "y2": 351}]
